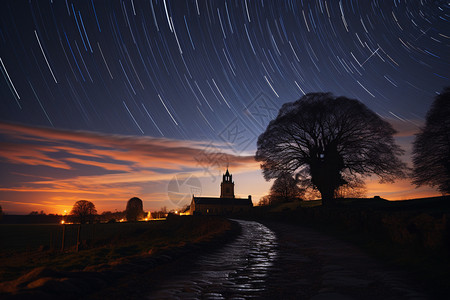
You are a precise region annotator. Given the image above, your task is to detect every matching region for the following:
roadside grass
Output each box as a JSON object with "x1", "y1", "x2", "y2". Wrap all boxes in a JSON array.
[
  {"x1": 0, "y1": 216, "x2": 232, "y2": 283},
  {"x1": 268, "y1": 200, "x2": 321, "y2": 212},
  {"x1": 251, "y1": 196, "x2": 450, "y2": 298}
]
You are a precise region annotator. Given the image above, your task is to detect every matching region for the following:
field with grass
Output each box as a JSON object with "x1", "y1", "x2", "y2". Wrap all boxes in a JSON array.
[
  {"x1": 0, "y1": 221, "x2": 159, "y2": 253},
  {"x1": 0, "y1": 216, "x2": 234, "y2": 286}
]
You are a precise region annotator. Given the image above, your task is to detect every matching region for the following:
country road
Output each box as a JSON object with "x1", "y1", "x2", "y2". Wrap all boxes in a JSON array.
[
  {"x1": 148, "y1": 219, "x2": 278, "y2": 299},
  {"x1": 148, "y1": 220, "x2": 428, "y2": 299}
]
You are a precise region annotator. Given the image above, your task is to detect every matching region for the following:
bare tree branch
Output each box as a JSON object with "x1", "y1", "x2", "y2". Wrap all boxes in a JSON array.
[{"x1": 256, "y1": 93, "x2": 407, "y2": 204}]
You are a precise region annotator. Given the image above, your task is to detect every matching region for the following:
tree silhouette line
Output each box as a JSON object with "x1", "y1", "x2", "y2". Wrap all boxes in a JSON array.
[{"x1": 69, "y1": 197, "x2": 146, "y2": 224}]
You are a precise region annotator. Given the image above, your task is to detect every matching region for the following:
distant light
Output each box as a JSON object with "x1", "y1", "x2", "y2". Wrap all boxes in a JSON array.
[{"x1": 60, "y1": 220, "x2": 65, "y2": 224}]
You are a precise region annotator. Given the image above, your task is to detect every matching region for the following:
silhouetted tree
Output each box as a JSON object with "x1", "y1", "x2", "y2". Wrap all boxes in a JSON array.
[
  {"x1": 256, "y1": 93, "x2": 406, "y2": 205},
  {"x1": 180, "y1": 204, "x2": 190, "y2": 214},
  {"x1": 412, "y1": 87, "x2": 450, "y2": 194},
  {"x1": 152, "y1": 206, "x2": 168, "y2": 219},
  {"x1": 257, "y1": 195, "x2": 270, "y2": 206},
  {"x1": 99, "y1": 210, "x2": 125, "y2": 223},
  {"x1": 334, "y1": 180, "x2": 367, "y2": 199},
  {"x1": 71, "y1": 200, "x2": 97, "y2": 224},
  {"x1": 126, "y1": 197, "x2": 144, "y2": 221},
  {"x1": 269, "y1": 173, "x2": 305, "y2": 203},
  {"x1": 0, "y1": 205, "x2": 2, "y2": 222}
]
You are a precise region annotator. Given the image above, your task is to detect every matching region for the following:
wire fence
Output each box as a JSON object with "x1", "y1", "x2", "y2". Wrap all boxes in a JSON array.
[{"x1": 0, "y1": 222, "x2": 163, "y2": 253}]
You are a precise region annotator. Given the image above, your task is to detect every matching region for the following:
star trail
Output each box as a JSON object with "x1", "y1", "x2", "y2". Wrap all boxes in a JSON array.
[{"x1": 0, "y1": 0, "x2": 448, "y2": 214}]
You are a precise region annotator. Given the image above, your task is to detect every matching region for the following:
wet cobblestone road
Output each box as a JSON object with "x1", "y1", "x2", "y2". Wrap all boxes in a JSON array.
[
  {"x1": 148, "y1": 220, "x2": 429, "y2": 299},
  {"x1": 148, "y1": 220, "x2": 277, "y2": 299}
]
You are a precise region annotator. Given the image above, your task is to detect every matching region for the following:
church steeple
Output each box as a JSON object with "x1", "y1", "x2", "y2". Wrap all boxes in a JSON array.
[{"x1": 220, "y1": 168, "x2": 235, "y2": 198}]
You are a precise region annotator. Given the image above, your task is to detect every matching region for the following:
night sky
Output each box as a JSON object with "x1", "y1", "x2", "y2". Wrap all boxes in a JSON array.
[{"x1": 0, "y1": 0, "x2": 449, "y2": 214}]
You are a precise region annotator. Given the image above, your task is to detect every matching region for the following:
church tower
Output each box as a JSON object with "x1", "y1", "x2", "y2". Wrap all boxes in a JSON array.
[{"x1": 220, "y1": 168, "x2": 235, "y2": 198}]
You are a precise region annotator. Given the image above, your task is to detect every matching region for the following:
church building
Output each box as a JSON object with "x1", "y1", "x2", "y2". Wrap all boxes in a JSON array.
[{"x1": 189, "y1": 169, "x2": 253, "y2": 215}]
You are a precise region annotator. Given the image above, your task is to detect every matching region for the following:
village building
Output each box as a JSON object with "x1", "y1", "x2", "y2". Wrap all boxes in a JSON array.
[{"x1": 189, "y1": 169, "x2": 253, "y2": 215}]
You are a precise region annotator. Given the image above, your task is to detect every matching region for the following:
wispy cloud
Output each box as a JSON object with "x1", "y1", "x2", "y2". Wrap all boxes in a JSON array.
[
  {"x1": 0, "y1": 122, "x2": 258, "y2": 213},
  {"x1": 0, "y1": 122, "x2": 257, "y2": 171},
  {"x1": 0, "y1": 121, "x2": 439, "y2": 214},
  {"x1": 0, "y1": 142, "x2": 71, "y2": 169}
]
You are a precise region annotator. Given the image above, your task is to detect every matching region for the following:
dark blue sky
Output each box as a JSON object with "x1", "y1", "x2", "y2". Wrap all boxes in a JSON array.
[
  {"x1": 1, "y1": 0, "x2": 448, "y2": 139},
  {"x1": 0, "y1": 1, "x2": 448, "y2": 214}
]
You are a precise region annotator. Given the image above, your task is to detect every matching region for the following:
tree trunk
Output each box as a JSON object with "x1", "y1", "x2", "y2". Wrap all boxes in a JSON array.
[
  {"x1": 322, "y1": 197, "x2": 336, "y2": 206},
  {"x1": 319, "y1": 187, "x2": 336, "y2": 206}
]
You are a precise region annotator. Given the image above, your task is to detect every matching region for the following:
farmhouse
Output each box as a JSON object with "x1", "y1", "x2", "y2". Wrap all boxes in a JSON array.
[{"x1": 189, "y1": 169, "x2": 253, "y2": 215}]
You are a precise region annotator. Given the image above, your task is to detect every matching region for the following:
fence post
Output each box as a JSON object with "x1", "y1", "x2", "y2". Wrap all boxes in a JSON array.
[
  {"x1": 50, "y1": 232, "x2": 53, "y2": 251},
  {"x1": 92, "y1": 223, "x2": 95, "y2": 245},
  {"x1": 76, "y1": 225, "x2": 81, "y2": 252},
  {"x1": 61, "y1": 224, "x2": 65, "y2": 252}
]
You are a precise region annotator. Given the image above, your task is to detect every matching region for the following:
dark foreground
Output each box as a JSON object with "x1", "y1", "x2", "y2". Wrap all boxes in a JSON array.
[
  {"x1": 263, "y1": 221, "x2": 429, "y2": 299},
  {"x1": 1, "y1": 216, "x2": 444, "y2": 299},
  {"x1": 146, "y1": 220, "x2": 428, "y2": 299},
  {"x1": 0, "y1": 216, "x2": 239, "y2": 299}
]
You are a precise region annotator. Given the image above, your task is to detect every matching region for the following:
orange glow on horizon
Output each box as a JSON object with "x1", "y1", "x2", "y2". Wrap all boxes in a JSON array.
[
  {"x1": 0, "y1": 183, "x2": 440, "y2": 215},
  {"x1": 363, "y1": 178, "x2": 441, "y2": 201},
  {"x1": 0, "y1": 122, "x2": 443, "y2": 215}
]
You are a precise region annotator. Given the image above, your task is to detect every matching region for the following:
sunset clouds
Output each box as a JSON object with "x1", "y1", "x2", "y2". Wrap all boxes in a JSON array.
[
  {"x1": 0, "y1": 121, "x2": 255, "y2": 170},
  {"x1": 0, "y1": 119, "x2": 441, "y2": 215},
  {"x1": 0, "y1": 122, "x2": 258, "y2": 213}
]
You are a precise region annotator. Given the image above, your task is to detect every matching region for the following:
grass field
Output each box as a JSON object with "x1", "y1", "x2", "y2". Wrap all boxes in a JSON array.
[
  {"x1": 0, "y1": 221, "x2": 165, "y2": 252},
  {"x1": 0, "y1": 216, "x2": 233, "y2": 283}
]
